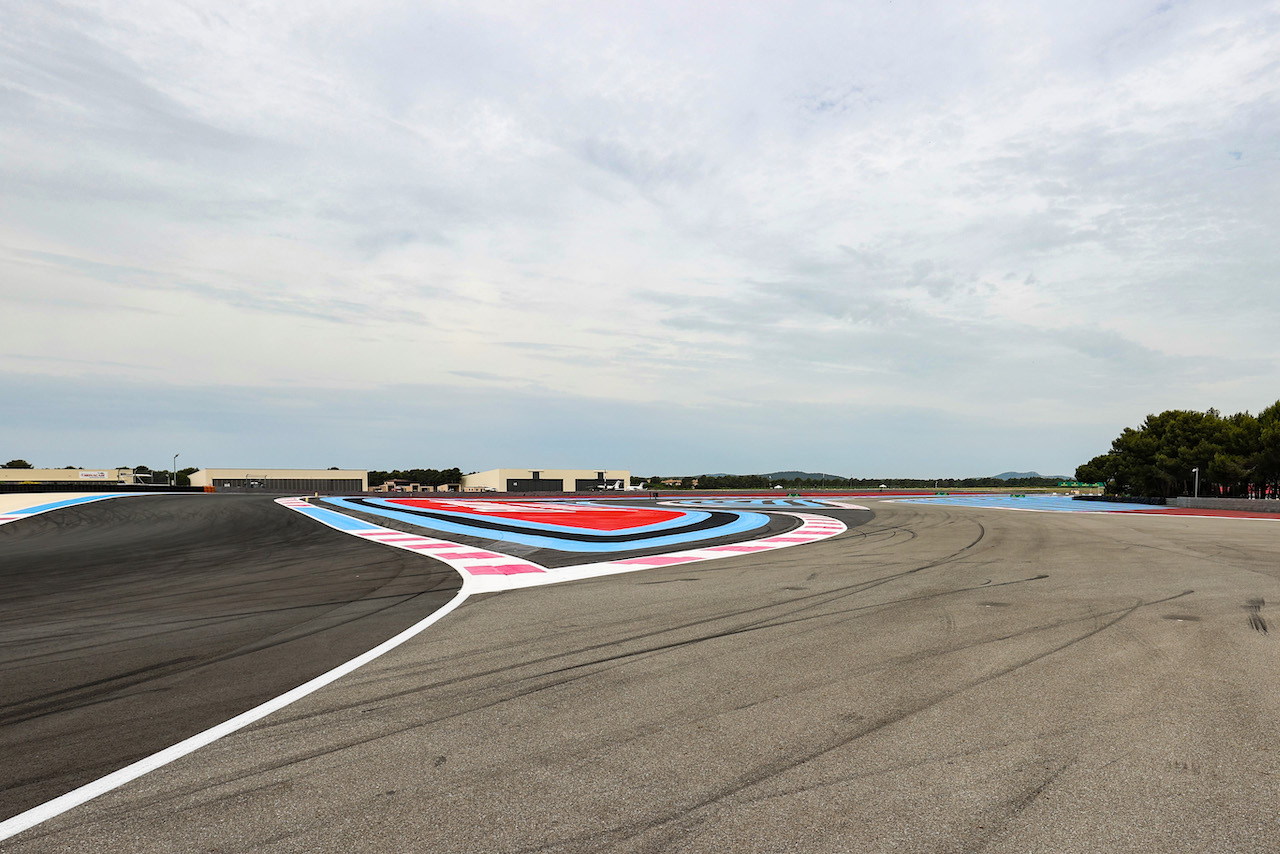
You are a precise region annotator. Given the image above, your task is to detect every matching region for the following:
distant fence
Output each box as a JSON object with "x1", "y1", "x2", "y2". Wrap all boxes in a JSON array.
[
  {"x1": 0, "y1": 483, "x2": 207, "y2": 494},
  {"x1": 1168, "y1": 497, "x2": 1280, "y2": 514},
  {"x1": 1073, "y1": 495, "x2": 1167, "y2": 506}
]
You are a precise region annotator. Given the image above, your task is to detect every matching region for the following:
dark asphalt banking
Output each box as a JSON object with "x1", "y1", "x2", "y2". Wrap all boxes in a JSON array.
[{"x1": 0, "y1": 493, "x2": 461, "y2": 822}]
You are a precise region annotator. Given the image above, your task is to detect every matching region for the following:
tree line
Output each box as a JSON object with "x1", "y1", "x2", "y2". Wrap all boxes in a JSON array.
[
  {"x1": 368, "y1": 468, "x2": 463, "y2": 488},
  {"x1": 641, "y1": 474, "x2": 1066, "y2": 490},
  {"x1": 1075, "y1": 402, "x2": 1280, "y2": 498}
]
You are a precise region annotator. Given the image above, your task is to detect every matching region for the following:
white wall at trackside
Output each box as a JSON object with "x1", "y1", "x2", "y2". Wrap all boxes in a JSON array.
[
  {"x1": 0, "y1": 493, "x2": 105, "y2": 513},
  {"x1": 461, "y1": 469, "x2": 630, "y2": 493}
]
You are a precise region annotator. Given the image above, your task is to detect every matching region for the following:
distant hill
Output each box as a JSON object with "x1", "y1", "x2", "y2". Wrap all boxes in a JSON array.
[{"x1": 992, "y1": 471, "x2": 1068, "y2": 480}]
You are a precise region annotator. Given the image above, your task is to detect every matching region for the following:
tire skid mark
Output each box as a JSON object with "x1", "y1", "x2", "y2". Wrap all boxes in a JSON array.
[
  {"x1": 300, "y1": 512, "x2": 988, "y2": 711},
  {"x1": 738, "y1": 719, "x2": 1097, "y2": 807},
  {"x1": 173, "y1": 577, "x2": 1084, "y2": 806},
  {"x1": 0, "y1": 590, "x2": 450, "y2": 657},
  {"x1": 1245, "y1": 597, "x2": 1269, "y2": 634},
  {"x1": 256, "y1": 533, "x2": 1006, "y2": 730},
  {"x1": 565, "y1": 589, "x2": 1194, "y2": 853},
  {"x1": 82, "y1": 570, "x2": 1069, "y2": 821},
  {"x1": 2, "y1": 568, "x2": 453, "y2": 726},
  {"x1": 956, "y1": 760, "x2": 1073, "y2": 854}
]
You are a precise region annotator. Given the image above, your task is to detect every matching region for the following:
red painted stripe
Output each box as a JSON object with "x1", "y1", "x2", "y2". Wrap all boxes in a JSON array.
[
  {"x1": 1117, "y1": 508, "x2": 1280, "y2": 519},
  {"x1": 466, "y1": 564, "x2": 546, "y2": 575},
  {"x1": 613, "y1": 556, "x2": 696, "y2": 566},
  {"x1": 383, "y1": 498, "x2": 685, "y2": 531}
]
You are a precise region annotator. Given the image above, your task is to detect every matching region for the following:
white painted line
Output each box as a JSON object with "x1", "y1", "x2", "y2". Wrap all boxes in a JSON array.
[{"x1": 0, "y1": 586, "x2": 470, "y2": 843}]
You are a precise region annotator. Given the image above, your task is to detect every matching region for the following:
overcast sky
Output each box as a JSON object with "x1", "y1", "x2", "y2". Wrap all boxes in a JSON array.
[{"x1": 2, "y1": 1, "x2": 1277, "y2": 476}]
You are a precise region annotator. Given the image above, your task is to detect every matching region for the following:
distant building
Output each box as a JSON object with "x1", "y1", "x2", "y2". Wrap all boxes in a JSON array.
[
  {"x1": 371, "y1": 480, "x2": 459, "y2": 493},
  {"x1": 461, "y1": 469, "x2": 630, "y2": 493},
  {"x1": 0, "y1": 468, "x2": 151, "y2": 486},
  {"x1": 188, "y1": 468, "x2": 368, "y2": 492},
  {"x1": 370, "y1": 479, "x2": 425, "y2": 493}
]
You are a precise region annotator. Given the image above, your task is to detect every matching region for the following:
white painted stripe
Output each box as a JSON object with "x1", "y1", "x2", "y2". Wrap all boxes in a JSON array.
[{"x1": 0, "y1": 586, "x2": 471, "y2": 842}]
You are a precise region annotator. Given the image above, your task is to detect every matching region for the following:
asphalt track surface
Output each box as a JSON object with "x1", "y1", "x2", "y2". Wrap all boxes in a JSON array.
[
  {"x1": 7, "y1": 497, "x2": 1280, "y2": 852},
  {"x1": 0, "y1": 494, "x2": 461, "y2": 823}
]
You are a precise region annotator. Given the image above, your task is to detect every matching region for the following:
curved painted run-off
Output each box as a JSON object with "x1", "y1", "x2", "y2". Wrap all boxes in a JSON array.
[
  {"x1": 277, "y1": 497, "x2": 848, "y2": 594},
  {"x1": 318, "y1": 496, "x2": 772, "y2": 552}
]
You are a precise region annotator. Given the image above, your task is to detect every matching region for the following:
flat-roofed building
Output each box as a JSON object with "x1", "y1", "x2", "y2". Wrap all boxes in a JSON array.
[
  {"x1": 0, "y1": 468, "x2": 149, "y2": 485},
  {"x1": 188, "y1": 468, "x2": 368, "y2": 492},
  {"x1": 460, "y1": 468, "x2": 630, "y2": 493},
  {"x1": 370, "y1": 479, "x2": 427, "y2": 493}
]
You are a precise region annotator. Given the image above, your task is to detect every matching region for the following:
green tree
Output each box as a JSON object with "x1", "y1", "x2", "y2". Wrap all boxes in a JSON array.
[
  {"x1": 1078, "y1": 402, "x2": 1280, "y2": 497},
  {"x1": 1257, "y1": 401, "x2": 1280, "y2": 494},
  {"x1": 3, "y1": 459, "x2": 33, "y2": 469},
  {"x1": 1075, "y1": 453, "x2": 1117, "y2": 486}
]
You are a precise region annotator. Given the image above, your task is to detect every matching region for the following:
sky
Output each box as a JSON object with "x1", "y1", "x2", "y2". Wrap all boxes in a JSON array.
[{"x1": 2, "y1": 0, "x2": 1278, "y2": 477}]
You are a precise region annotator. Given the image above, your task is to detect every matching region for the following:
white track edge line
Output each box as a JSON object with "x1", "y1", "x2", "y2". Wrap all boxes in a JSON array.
[{"x1": 0, "y1": 586, "x2": 470, "y2": 842}]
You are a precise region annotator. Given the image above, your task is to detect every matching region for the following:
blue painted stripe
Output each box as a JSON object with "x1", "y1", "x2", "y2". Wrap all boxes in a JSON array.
[
  {"x1": 7, "y1": 494, "x2": 134, "y2": 515},
  {"x1": 317, "y1": 498, "x2": 770, "y2": 552},
  {"x1": 672, "y1": 498, "x2": 841, "y2": 508},
  {"x1": 287, "y1": 503, "x2": 385, "y2": 532}
]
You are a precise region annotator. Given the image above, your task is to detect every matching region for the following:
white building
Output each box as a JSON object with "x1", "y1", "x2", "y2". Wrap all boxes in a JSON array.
[
  {"x1": 460, "y1": 469, "x2": 630, "y2": 493},
  {"x1": 0, "y1": 468, "x2": 148, "y2": 485}
]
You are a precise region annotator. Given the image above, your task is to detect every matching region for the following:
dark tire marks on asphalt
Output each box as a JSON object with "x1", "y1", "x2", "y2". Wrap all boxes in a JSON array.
[
  {"x1": 0, "y1": 494, "x2": 461, "y2": 821},
  {"x1": 517, "y1": 589, "x2": 1193, "y2": 854}
]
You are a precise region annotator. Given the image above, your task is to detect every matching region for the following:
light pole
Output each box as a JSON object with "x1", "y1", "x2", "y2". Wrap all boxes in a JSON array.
[
  {"x1": 173, "y1": 453, "x2": 180, "y2": 487},
  {"x1": 1192, "y1": 467, "x2": 1199, "y2": 498}
]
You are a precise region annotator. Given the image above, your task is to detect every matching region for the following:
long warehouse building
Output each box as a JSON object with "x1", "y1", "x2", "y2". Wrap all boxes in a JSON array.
[
  {"x1": 461, "y1": 469, "x2": 631, "y2": 493},
  {"x1": 188, "y1": 469, "x2": 368, "y2": 492}
]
